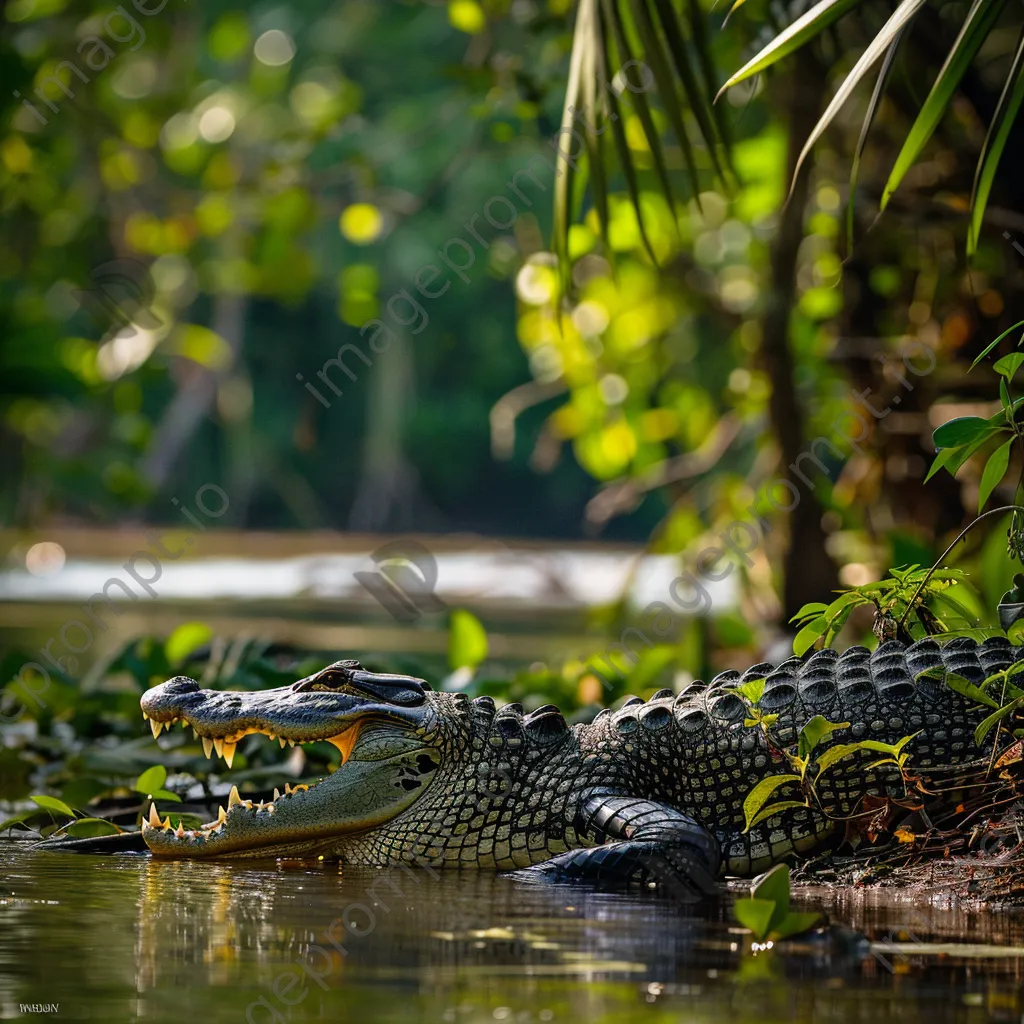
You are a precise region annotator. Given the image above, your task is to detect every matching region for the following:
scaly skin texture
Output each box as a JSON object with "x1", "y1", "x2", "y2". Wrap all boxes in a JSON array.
[{"x1": 136, "y1": 638, "x2": 1020, "y2": 898}]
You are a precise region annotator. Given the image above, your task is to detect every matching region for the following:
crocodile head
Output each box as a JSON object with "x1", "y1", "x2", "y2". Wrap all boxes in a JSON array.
[{"x1": 138, "y1": 660, "x2": 444, "y2": 859}]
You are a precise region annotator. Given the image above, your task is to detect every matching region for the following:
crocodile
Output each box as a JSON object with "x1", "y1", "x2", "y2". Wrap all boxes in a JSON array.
[{"x1": 133, "y1": 637, "x2": 1022, "y2": 899}]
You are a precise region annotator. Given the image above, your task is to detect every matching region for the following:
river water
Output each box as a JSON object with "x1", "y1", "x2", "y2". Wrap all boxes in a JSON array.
[{"x1": 2, "y1": 841, "x2": 1023, "y2": 1023}]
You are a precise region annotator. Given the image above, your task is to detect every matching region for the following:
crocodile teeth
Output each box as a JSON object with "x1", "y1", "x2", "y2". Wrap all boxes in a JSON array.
[
  {"x1": 142, "y1": 711, "x2": 149, "y2": 720},
  {"x1": 218, "y1": 804, "x2": 227, "y2": 823},
  {"x1": 150, "y1": 720, "x2": 163, "y2": 739},
  {"x1": 148, "y1": 804, "x2": 162, "y2": 827},
  {"x1": 273, "y1": 788, "x2": 281, "y2": 801},
  {"x1": 193, "y1": 728, "x2": 199, "y2": 739},
  {"x1": 288, "y1": 739, "x2": 295, "y2": 747},
  {"x1": 222, "y1": 742, "x2": 236, "y2": 769},
  {"x1": 228, "y1": 785, "x2": 242, "y2": 809},
  {"x1": 175, "y1": 824, "x2": 186, "y2": 838},
  {"x1": 202, "y1": 737, "x2": 214, "y2": 758},
  {"x1": 213, "y1": 738, "x2": 224, "y2": 758}
]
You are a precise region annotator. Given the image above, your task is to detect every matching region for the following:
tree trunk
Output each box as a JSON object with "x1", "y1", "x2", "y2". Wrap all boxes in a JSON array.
[{"x1": 760, "y1": 52, "x2": 839, "y2": 621}]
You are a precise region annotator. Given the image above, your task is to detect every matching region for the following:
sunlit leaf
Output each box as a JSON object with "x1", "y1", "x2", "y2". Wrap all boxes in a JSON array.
[
  {"x1": 135, "y1": 765, "x2": 167, "y2": 795},
  {"x1": 30, "y1": 795, "x2": 75, "y2": 818},
  {"x1": 448, "y1": 609, "x2": 489, "y2": 671},
  {"x1": 718, "y1": 0, "x2": 862, "y2": 93},
  {"x1": 969, "y1": 28, "x2": 1024, "y2": 255},
  {"x1": 742, "y1": 774, "x2": 802, "y2": 831},
  {"x1": 881, "y1": 0, "x2": 1009, "y2": 209},
  {"x1": 164, "y1": 622, "x2": 213, "y2": 668},
  {"x1": 978, "y1": 436, "x2": 1015, "y2": 512},
  {"x1": 733, "y1": 897, "x2": 777, "y2": 940}
]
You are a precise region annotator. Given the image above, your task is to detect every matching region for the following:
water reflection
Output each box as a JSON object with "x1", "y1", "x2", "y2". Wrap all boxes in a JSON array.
[{"x1": 1, "y1": 844, "x2": 1023, "y2": 1022}]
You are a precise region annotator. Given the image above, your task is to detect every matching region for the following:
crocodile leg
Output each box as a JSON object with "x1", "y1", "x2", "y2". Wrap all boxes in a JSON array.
[{"x1": 525, "y1": 793, "x2": 721, "y2": 901}]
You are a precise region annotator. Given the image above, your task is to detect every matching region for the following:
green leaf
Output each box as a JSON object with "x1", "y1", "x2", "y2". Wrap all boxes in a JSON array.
[
  {"x1": 596, "y1": 0, "x2": 657, "y2": 263},
  {"x1": 134, "y1": 765, "x2": 168, "y2": 795},
  {"x1": 30, "y1": 795, "x2": 75, "y2": 818},
  {"x1": 734, "y1": 678, "x2": 766, "y2": 705},
  {"x1": 881, "y1": 0, "x2": 1009, "y2": 210},
  {"x1": 718, "y1": 0, "x2": 862, "y2": 93},
  {"x1": 924, "y1": 446, "x2": 960, "y2": 484},
  {"x1": 798, "y1": 716, "x2": 850, "y2": 761},
  {"x1": 751, "y1": 863, "x2": 791, "y2": 933},
  {"x1": 165, "y1": 622, "x2": 213, "y2": 668},
  {"x1": 787, "y1": 0, "x2": 930, "y2": 197},
  {"x1": 969, "y1": 28, "x2": 1024, "y2": 255},
  {"x1": 814, "y1": 735, "x2": 916, "y2": 779},
  {"x1": 978, "y1": 436, "x2": 1015, "y2": 513},
  {"x1": 974, "y1": 700, "x2": 1023, "y2": 745},
  {"x1": 0, "y1": 809, "x2": 43, "y2": 833},
  {"x1": 971, "y1": 319, "x2": 1024, "y2": 370},
  {"x1": 746, "y1": 800, "x2": 809, "y2": 831},
  {"x1": 64, "y1": 818, "x2": 122, "y2": 838},
  {"x1": 448, "y1": 609, "x2": 489, "y2": 670},
  {"x1": 848, "y1": 31, "x2": 903, "y2": 254},
  {"x1": 995, "y1": 352, "x2": 1024, "y2": 380},
  {"x1": 733, "y1": 897, "x2": 777, "y2": 941},
  {"x1": 793, "y1": 616, "x2": 828, "y2": 657},
  {"x1": 946, "y1": 672, "x2": 1001, "y2": 709},
  {"x1": 789, "y1": 602, "x2": 828, "y2": 623},
  {"x1": 742, "y1": 774, "x2": 802, "y2": 831},
  {"x1": 932, "y1": 416, "x2": 998, "y2": 449},
  {"x1": 772, "y1": 910, "x2": 825, "y2": 940},
  {"x1": 149, "y1": 789, "x2": 182, "y2": 803}
]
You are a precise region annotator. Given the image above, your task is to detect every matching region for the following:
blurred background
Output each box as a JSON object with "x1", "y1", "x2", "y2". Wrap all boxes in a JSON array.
[{"x1": 2, "y1": 0, "x2": 1024, "y2": 719}]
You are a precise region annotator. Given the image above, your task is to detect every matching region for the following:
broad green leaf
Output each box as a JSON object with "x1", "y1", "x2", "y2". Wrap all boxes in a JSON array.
[
  {"x1": 149, "y1": 789, "x2": 182, "y2": 803},
  {"x1": 772, "y1": 910, "x2": 825, "y2": 939},
  {"x1": 969, "y1": 30, "x2": 1024, "y2": 255},
  {"x1": 0, "y1": 810, "x2": 43, "y2": 832},
  {"x1": 974, "y1": 699, "x2": 1024, "y2": 745},
  {"x1": 30, "y1": 795, "x2": 75, "y2": 818},
  {"x1": 932, "y1": 416, "x2": 997, "y2": 449},
  {"x1": 448, "y1": 609, "x2": 489, "y2": 670},
  {"x1": 135, "y1": 765, "x2": 168, "y2": 795},
  {"x1": 751, "y1": 863, "x2": 791, "y2": 933},
  {"x1": 733, "y1": 897, "x2": 777, "y2": 940},
  {"x1": 971, "y1": 319, "x2": 1024, "y2": 370},
  {"x1": 734, "y1": 678, "x2": 766, "y2": 704},
  {"x1": 788, "y1": 0, "x2": 930, "y2": 196},
  {"x1": 924, "y1": 446, "x2": 960, "y2": 484},
  {"x1": 718, "y1": 0, "x2": 862, "y2": 93},
  {"x1": 746, "y1": 800, "x2": 809, "y2": 831},
  {"x1": 742, "y1": 774, "x2": 802, "y2": 831},
  {"x1": 978, "y1": 436, "x2": 1015, "y2": 513},
  {"x1": 793, "y1": 616, "x2": 828, "y2": 657},
  {"x1": 798, "y1": 716, "x2": 850, "y2": 761},
  {"x1": 64, "y1": 818, "x2": 122, "y2": 838},
  {"x1": 165, "y1": 622, "x2": 213, "y2": 668},
  {"x1": 995, "y1": 352, "x2": 1024, "y2": 380},
  {"x1": 790, "y1": 602, "x2": 828, "y2": 623},
  {"x1": 946, "y1": 672, "x2": 1001, "y2": 709},
  {"x1": 881, "y1": 0, "x2": 1009, "y2": 209},
  {"x1": 814, "y1": 736, "x2": 915, "y2": 779}
]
